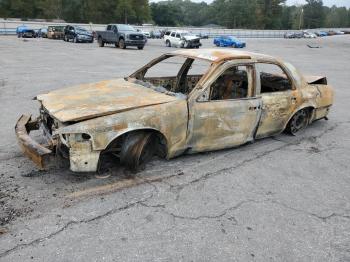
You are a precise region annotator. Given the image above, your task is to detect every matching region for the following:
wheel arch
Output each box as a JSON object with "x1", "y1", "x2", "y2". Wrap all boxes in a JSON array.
[
  {"x1": 102, "y1": 127, "x2": 169, "y2": 158},
  {"x1": 283, "y1": 104, "x2": 316, "y2": 131}
]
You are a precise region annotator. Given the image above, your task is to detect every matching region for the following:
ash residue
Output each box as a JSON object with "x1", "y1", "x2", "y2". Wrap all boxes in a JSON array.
[{"x1": 131, "y1": 79, "x2": 187, "y2": 99}]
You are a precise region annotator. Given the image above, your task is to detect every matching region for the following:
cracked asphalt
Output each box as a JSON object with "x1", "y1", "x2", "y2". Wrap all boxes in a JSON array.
[{"x1": 0, "y1": 35, "x2": 349, "y2": 261}]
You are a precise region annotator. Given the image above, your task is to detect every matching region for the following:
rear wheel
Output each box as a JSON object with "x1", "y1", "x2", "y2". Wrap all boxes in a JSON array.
[
  {"x1": 98, "y1": 37, "x2": 104, "y2": 47},
  {"x1": 287, "y1": 109, "x2": 309, "y2": 135},
  {"x1": 120, "y1": 132, "x2": 155, "y2": 172},
  {"x1": 166, "y1": 40, "x2": 171, "y2": 47},
  {"x1": 119, "y1": 38, "x2": 126, "y2": 49}
]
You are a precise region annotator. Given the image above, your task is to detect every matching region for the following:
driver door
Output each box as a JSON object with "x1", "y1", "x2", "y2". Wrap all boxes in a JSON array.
[{"x1": 188, "y1": 62, "x2": 262, "y2": 153}]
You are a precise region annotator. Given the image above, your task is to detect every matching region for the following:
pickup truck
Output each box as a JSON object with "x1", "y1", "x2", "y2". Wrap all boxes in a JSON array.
[{"x1": 96, "y1": 24, "x2": 147, "y2": 50}]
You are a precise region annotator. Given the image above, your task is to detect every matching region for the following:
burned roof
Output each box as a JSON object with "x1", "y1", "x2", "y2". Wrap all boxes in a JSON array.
[{"x1": 170, "y1": 49, "x2": 275, "y2": 63}]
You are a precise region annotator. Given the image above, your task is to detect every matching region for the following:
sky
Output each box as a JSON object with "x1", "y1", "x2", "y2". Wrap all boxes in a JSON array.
[{"x1": 149, "y1": 0, "x2": 350, "y2": 8}]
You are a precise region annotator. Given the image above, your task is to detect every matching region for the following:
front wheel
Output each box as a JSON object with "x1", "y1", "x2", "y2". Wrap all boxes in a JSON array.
[
  {"x1": 287, "y1": 109, "x2": 309, "y2": 135},
  {"x1": 98, "y1": 37, "x2": 104, "y2": 47},
  {"x1": 137, "y1": 45, "x2": 144, "y2": 50},
  {"x1": 120, "y1": 132, "x2": 155, "y2": 172},
  {"x1": 166, "y1": 40, "x2": 171, "y2": 47},
  {"x1": 119, "y1": 38, "x2": 126, "y2": 49},
  {"x1": 73, "y1": 36, "x2": 78, "y2": 43}
]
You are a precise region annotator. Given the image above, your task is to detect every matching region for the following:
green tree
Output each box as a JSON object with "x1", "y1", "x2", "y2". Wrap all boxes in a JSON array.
[{"x1": 303, "y1": 0, "x2": 325, "y2": 28}]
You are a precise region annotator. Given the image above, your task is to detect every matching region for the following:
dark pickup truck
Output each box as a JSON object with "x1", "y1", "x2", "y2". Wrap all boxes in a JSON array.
[{"x1": 96, "y1": 24, "x2": 146, "y2": 50}]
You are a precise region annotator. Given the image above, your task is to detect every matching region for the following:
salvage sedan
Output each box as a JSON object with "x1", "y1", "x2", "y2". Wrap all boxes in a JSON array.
[{"x1": 16, "y1": 49, "x2": 334, "y2": 172}]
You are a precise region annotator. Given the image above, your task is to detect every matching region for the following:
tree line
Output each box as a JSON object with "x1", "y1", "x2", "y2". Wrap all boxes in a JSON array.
[{"x1": 0, "y1": 0, "x2": 349, "y2": 29}]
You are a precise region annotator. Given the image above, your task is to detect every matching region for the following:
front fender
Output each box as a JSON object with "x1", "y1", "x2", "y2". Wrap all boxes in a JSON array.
[{"x1": 56, "y1": 100, "x2": 188, "y2": 155}]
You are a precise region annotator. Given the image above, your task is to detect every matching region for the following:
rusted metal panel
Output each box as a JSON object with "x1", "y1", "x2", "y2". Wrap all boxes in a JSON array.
[
  {"x1": 37, "y1": 79, "x2": 178, "y2": 123},
  {"x1": 15, "y1": 115, "x2": 53, "y2": 170}
]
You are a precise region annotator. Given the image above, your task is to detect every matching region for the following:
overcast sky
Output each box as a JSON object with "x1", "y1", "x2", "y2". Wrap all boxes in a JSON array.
[{"x1": 150, "y1": 0, "x2": 350, "y2": 8}]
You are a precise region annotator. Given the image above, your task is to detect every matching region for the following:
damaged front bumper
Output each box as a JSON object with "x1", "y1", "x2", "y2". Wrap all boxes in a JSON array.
[{"x1": 15, "y1": 115, "x2": 54, "y2": 170}]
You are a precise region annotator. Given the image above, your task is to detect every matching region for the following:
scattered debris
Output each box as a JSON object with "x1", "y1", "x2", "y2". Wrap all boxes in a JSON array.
[
  {"x1": 0, "y1": 227, "x2": 7, "y2": 235},
  {"x1": 307, "y1": 44, "x2": 321, "y2": 48}
]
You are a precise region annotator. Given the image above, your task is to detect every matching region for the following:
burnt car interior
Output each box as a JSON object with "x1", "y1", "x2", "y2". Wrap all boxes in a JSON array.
[
  {"x1": 130, "y1": 55, "x2": 210, "y2": 96},
  {"x1": 210, "y1": 65, "x2": 250, "y2": 100},
  {"x1": 257, "y1": 63, "x2": 292, "y2": 93}
]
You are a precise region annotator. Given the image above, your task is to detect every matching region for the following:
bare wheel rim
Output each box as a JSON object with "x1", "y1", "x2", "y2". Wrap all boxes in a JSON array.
[{"x1": 290, "y1": 110, "x2": 308, "y2": 135}]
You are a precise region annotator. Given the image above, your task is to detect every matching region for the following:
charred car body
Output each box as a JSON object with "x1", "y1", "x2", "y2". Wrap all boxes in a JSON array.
[{"x1": 16, "y1": 49, "x2": 333, "y2": 173}]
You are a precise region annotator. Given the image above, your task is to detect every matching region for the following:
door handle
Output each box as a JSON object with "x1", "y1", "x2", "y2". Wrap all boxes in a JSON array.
[{"x1": 249, "y1": 105, "x2": 261, "y2": 111}]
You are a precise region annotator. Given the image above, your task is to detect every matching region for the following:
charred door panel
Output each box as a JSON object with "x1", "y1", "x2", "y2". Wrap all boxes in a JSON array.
[
  {"x1": 256, "y1": 90, "x2": 298, "y2": 138},
  {"x1": 188, "y1": 98, "x2": 262, "y2": 153}
]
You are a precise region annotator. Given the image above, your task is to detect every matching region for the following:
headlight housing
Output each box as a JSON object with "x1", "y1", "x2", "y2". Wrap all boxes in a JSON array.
[{"x1": 62, "y1": 133, "x2": 91, "y2": 147}]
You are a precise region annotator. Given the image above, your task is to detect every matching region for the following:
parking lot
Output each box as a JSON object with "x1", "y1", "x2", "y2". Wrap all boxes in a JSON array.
[{"x1": 0, "y1": 35, "x2": 349, "y2": 261}]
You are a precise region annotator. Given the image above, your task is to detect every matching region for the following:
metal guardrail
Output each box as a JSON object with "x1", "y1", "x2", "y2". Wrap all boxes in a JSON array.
[{"x1": 1, "y1": 20, "x2": 349, "y2": 38}]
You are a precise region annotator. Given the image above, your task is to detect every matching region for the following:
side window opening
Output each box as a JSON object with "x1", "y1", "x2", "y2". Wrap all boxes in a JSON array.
[
  {"x1": 107, "y1": 25, "x2": 111, "y2": 31},
  {"x1": 210, "y1": 65, "x2": 251, "y2": 101},
  {"x1": 134, "y1": 56, "x2": 211, "y2": 96},
  {"x1": 256, "y1": 63, "x2": 292, "y2": 93},
  {"x1": 171, "y1": 32, "x2": 176, "y2": 37},
  {"x1": 176, "y1": 33, "x2": 181, "y2": 38}
]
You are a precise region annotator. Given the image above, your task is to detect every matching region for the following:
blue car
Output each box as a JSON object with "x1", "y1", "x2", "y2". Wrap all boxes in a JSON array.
[
  {"x1": 16, "y1": 25, "x2": 36, "y2": 38},
  {"x1": 213, "y1": 36, "x2": 246, "y2": 48},
  {"x1": 316, "y1": 31, "x2": 328, "y2": 37}
]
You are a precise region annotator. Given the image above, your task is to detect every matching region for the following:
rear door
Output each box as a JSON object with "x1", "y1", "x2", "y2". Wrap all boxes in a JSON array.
[
  {"x1": 255, "y1": 62, "x2": 299, "y2": 138},
  {"x1": 188, "y1": 62, "x2": 262, "y2": 153}
]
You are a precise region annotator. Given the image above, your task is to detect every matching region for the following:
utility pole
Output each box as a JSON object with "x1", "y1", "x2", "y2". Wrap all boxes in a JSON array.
[{"x1": 299, "y1": 8, "x2": 304, "y2": 30}]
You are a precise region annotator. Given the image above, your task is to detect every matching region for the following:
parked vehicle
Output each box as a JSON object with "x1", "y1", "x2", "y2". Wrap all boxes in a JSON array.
[
  {"x1": 284, "y1": 32, "x2": 303, "y2": 39},
  {"x1": 142, "y1": 31, "x2": 151, "y2": 38},
  {"x1": 151, "y1": 30, "x2": 162, "y2": 39},
  {"x1": 47, "y1": 26, "x2": 65, "y2": 39},
  {"x1": 213, "y1": 36, "x2": 246, "y2": 48},
  {"x1": 315, "y1": 31, "x2": 328, "y2": 37},
  {"x1": 64, "y1": 25, "x2": 94, "y2": 43},
  {"x1": 37, "y1": 28, "x2": 48, "y2": 38},
  {"x1": 16, "y1": 49, "x2": 333, "y2": 173},
  {"x1": 197, "y1": 32, "x2": 209, "y2": 39},
  {"x1": 302, "y1": 31, "x2": 317, "y2": 38},
  {"x1": 164, "y1": 30, "x2": 201, "y2": 48},
  {"x1": 96, "y1": 24, "x2": 146, "y2": 49},
  {"x1": 16, "y1": 26, "x2": 36, "y2": 38}
]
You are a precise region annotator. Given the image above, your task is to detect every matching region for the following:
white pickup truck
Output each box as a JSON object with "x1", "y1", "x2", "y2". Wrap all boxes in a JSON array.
[{"x1": 164, "y1": 30, "x2": 201, "y2": 48}]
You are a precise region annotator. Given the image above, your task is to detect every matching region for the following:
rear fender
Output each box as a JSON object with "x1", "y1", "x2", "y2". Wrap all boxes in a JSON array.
[{"x1": 283, "y1": 103, "x2": 317, "y2": 130}]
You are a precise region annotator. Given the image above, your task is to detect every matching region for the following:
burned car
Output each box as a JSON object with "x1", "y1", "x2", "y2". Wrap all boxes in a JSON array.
[{"x1": 16, "y1": 49, "x2": 333, "y2": 172}]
